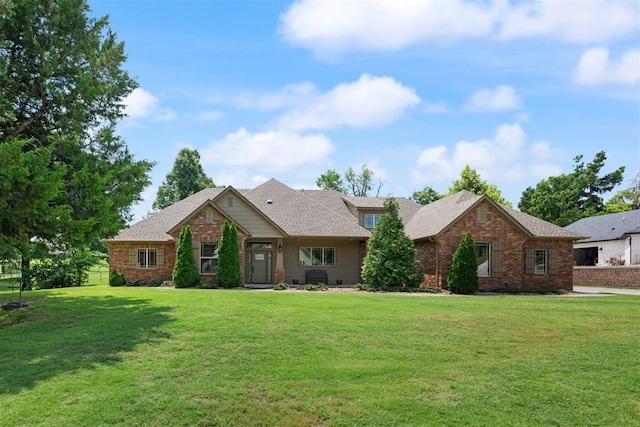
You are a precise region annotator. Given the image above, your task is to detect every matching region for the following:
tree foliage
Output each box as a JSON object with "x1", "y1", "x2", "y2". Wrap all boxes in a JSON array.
[
  {"x1": 316, "y1": 164, "x2": 383, "y2": 196},
  {"x1": 361, "y1": 198, "x2": 420, "y2": 290},
  {"x1": 30, "y1": 249, "x2": 99, "y2": 289},
  {"x1": 519, "y1": 151, "x2": 625, "y2": 226},
  {"x1": 315, "y1": 169, "x2": 346, "y2": 194},
  {"x1": 173, "y1": 226, "x2": 200, "y2": 288},
  {"x1": 604, "y1": 172, "x2": 639, "y2": 213},
  {"x1": 153, "y1": 148, "x2": 215, "y2": 210},
  {"x1": 217, "y1": 220, "x2": 241, "y2": 288},
  {"x1": 448, "y1": 165, "x2": 512, "y2": 206},
  {"x1": 0, "y1": 0, "x2": 153, "y2": 285},
  {"x1": 411, "y1": 186, "x2": 443, "y2": 205},
  {"x1": 446, "y1": 232, "x2": 478, "y2": 295}
]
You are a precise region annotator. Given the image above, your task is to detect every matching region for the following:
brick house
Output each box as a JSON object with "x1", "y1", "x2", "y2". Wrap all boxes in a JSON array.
[{"x1": 107, "y1": 179, "x2": 582, "y2": 290}]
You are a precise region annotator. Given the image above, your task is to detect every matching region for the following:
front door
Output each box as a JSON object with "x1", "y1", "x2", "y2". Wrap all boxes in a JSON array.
[{"x1": 250, "y1": 251, "x2": 269, "y2": 283}]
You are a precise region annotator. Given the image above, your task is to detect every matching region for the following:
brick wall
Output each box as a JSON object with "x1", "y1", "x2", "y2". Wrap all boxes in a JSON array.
[
  {"x1": 109, "y1": 204, "x2": 248, "y2": 285},
  {"x1": 414, "y1": 201, "x2": 574, "y2": 291},
  {"x1": 573, "y1": 266, "x2": 640, "y2": 287}
]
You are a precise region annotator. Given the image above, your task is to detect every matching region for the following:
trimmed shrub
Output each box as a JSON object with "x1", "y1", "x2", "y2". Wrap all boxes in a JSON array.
[
  {"x1": 109, "y1": 269, "x2": 126, "y2": 286},
  {"x1": 173, "y1": 225, "x2": 200, "y2": 288},
  {"x1": 447, "y1": 232, "x2": 479, "y2": 294},
  {"x1": 274, "y1": 282, "x2": 288, "y2": 291},
  {"x1": 217, "y1": 220, "x2": 242, "y2": 288}
]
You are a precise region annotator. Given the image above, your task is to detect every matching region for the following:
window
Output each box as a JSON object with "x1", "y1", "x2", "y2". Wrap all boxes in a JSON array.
[
  {"x1": 138, "y1": 249, "x2": 157, "y2": 269},
  {"x1": 247, "y1": 242, "x2": 273, "y2": 249},
  {"x1": 299, "y1": 247, "x2": 336, "y2": 266},
  {"x1": 475, "y1": 243, "x2": 490, "y2": 277},
  {"x1": 364, "y1": 213, "x2": 383, "y2": 228},
  {"x1": 535, "y1": 250, "x2": 547, "y2": 274},
  {"x1": 201, "y1": 242, "x2": 218, "y2": 274}
]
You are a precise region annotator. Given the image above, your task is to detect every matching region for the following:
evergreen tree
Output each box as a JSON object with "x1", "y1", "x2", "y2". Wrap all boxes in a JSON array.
[
  {"x1": 361, "y1": 198, "x2": 420, "y2": 290},
  {"x1": 173, "y1": 226, "x2": 199, "y2": 288},
  {"x1": 217, "y1": 220, "x2": 241, "y2": 288},
  {"x1": 447, "y1": 232, "x2": 479, "y2": 295}
]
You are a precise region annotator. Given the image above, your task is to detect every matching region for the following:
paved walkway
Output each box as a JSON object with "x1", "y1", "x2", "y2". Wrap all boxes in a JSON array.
[{"x1": 573, "y1": 286, "x2": 640, "y2": 296}]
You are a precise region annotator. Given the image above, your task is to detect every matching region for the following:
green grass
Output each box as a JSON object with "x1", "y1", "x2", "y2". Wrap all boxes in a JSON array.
[{"x1": 1, "y1": 287, "x2": 639, "y2": 426}]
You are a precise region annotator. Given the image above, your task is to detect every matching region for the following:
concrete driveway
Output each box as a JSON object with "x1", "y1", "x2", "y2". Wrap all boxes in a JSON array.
[{"x1": 573, "y1": 286, "x2": 640, "y2": 296}]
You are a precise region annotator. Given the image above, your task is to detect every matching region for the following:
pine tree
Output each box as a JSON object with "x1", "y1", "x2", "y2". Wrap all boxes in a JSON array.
[
  {"x1": 361, "y1": 198, "x2": 420, "y2": 291},
  {"x1": 173, "y1": 226, "x2": 200, "y2": 288},
  {"x1": 447, "y1": 232, "x2": 479, "y2": 294},
  {"x1": 217, "y1": 220, "x2": 241, "y2": 288}
]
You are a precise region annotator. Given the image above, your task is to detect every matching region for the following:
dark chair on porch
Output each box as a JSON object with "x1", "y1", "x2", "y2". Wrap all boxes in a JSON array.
[{"x1": 305, "y1": 269, "x2": 328, "y2": 285}]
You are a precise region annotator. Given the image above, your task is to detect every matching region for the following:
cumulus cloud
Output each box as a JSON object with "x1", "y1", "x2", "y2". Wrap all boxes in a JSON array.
[
  {"x1": 413, "y1": 124, "x2": 562, "y2": 184},
  {"x1": 573, "y1": 47, "x2": 640, "y2": 86},
  {"x1": 463, "y1": 86, "x2": 523, "y2": 112},
  {"x1": 279, "y1": 0, "x2": 639, "y2": 54},
  {"x1": 123, "y1": 88, "x2": 158, "y2": 119},
  {"x1": 275, "y1": 74, "x2": 420, "y2": 131},
  {"x1": 200, "y1": 128, "x2": 335, "y2": 170}
]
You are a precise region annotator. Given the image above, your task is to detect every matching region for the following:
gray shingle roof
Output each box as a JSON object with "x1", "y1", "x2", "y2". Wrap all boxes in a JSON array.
[
  {"x1": 109, "y1": 188, "x2": 225, "y2": 241},
  {"x1": 243, "y1": 179, "x2": 370, "y2": 238},
  {"x1": 565, "y1": 209, "x2": 640, "y2": 243},
  {"x1": 406, "y1": 190, "x2": 582, "y2": 240}
]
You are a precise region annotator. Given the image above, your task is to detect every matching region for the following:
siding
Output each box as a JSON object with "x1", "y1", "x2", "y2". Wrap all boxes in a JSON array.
[
  {"x1": 282, "y1": 238, "x2": 362, "y2": 285},
  {"x1": 215, "y1": 194, "x2": 284, "y2": 238}
]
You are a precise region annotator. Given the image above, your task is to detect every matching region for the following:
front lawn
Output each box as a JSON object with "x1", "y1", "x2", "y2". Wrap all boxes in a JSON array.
[{"x1": 1, "y1": 287, "x2": 638, "y2": 426}]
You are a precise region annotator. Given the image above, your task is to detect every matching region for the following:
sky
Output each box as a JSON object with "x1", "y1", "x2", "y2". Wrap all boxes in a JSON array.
[{"x1": 88, "y1": 0, "x2": 640, "y2": 221}]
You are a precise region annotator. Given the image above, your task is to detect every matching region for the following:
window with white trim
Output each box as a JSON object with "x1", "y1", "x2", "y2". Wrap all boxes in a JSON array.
[
  {"x1": 299, "y1": 247, "x2": 336, "y2": 266},
  {"x1": 475, "y1": 243, "x2": 490, "y2": 277},
  {"x1": 138, "y1": 249, "x2": 157, "y2": 269},
  {"x1": 201, "y1": 242, "x2": 218, "y2": 274},
  {"x1": 535, "y1": 250, "x2": 547, "y2": 274},
  {"x1": 364, "y1": 213, "x2": 383, "y2": 229}
]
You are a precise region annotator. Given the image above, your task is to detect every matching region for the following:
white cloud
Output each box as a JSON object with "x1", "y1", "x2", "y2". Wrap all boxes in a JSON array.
[
  {"x1": 195, "y1": 110, "x2": 223, "y2": 122},
  {"x1": 573, "y1": 47, "x2": 640, "y2": 86},
  {"x1": 123, "y1": 88, "x2": 158, "y2": 119},
  {"x1": 279, "y1": 0, "x2": 639, "y2": 54},
  {"x1": 276, "y1": 74, "x2": 420, "y2": 131},
  {"x1": 413, "y1": 124, "x2": 562, "y2": 184},
  {"x1": 279, "y1": 0, "x2": 495, "y2": 54},
  {"x1": 463, "y1": 86, "x2": 523, "y2": 112},
  {"x1": 423, "y1": 101, "x2": 449, "y2": 114},
  {"x1": 234, "y1": 82, "x2": 318, "y2": 110},
  {"x1": 200, "y1": 127, "x2": 335, "y2": 170},
  {"x1": 499, "y1": 0, "x2": 639, "y2": 43}
]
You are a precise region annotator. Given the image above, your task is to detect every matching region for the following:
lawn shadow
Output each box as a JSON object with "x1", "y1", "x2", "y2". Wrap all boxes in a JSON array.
[{"x1": 0, "y1": 293, "x2": 174, "y2": 394}]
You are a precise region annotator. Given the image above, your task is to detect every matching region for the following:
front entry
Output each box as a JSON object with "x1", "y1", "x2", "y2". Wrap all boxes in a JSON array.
[{"x1": 247, "y1": 251, "x2": 272, "y2": 284}]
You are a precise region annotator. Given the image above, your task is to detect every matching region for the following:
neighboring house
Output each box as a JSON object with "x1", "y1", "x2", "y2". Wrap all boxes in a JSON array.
[
  {"x1": 107, "y1": 179, "x2": 582, "y2": 291},
  {"x1": 565, "y1": 209, "x2": 640, "y2": 266}
]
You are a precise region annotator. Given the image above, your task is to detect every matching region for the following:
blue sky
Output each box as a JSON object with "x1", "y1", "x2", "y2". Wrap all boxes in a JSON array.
[{"x1": 89, "y1": 0, "x2": 640, "y2": 220}]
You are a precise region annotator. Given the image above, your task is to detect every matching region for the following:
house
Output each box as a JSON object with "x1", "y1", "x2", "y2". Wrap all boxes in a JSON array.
[
  {"x1": 565, "y1": 209, "x2": 640, "y2": 266},
  {"x1": 107, "y1": 179, "x2": 582, "y2": 291}
]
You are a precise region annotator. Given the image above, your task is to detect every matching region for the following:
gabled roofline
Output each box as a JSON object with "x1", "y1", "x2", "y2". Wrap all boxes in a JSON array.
[
  {"x1": 438, "y1": 194, "x2": 535, "y2": 238},
  {"x1": 167, "y1": 186, "x2": 288, "y2": 238}
]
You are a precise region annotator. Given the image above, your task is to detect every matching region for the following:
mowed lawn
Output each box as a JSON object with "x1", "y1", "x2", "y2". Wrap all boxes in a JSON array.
[{"x1": 1, "y1": 286, "x2": 638, "y2": 426}]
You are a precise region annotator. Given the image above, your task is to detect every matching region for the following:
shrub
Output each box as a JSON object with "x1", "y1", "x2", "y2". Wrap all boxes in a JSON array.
[
  {"x1": 274, "y1": 282, "x2": 288, "y2": 290},
  {"x1": 304, "y1": 283, "x2": 328, "y2": 291},
  {"x1": 217, "y1": 220, "x2": 242, "y2": 288},
  {"x1": 173, "y1": 225, "x2": 200, "y2": 288},
  {"x1": 109, "y1": 269, "x2": 126, "y2": 286},
  {"x1": 361, "y1": 198, "x2": 421, "y2": 291},
  {"x1": 447, "y1": 232, "x2": 479, "y2": 294},
  {"x1": 148, "y1": 278, "x2": 164, "y2": 287},
  {"x1": 31, "y1": 249, "x2": 99, "y2": 289}
]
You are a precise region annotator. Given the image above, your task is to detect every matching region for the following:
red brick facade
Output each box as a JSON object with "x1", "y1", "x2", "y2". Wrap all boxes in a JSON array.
[
  {"x1": 573, "y1": 266, "x2": 640, "y2": 287},
  {"x1": 414, "y1": 201, "x2": 574, "y2": 291},
  {"x1": 108, "y1": 205, "x2": 247, "y2": 285}
]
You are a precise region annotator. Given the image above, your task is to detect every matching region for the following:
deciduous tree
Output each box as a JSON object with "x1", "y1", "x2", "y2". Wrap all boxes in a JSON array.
[
  {"x1": 153, "y1": 148, "x2": 215, "y2": 210},
  {"x1": 315, "y1": 169, "x2": 346, "y2": 194},
  {"x1": 411, "y1": 186, "x2": 443, "y2": 205},
  {"x1": 448, "y1": 165, "x2": 511, "y2": 206},
  {"x1": 316, "y1": 164, "x2": 383, "y2": 196},
  {"x1": 519, "y1": 151, "x2": 625, "y2": 226}
]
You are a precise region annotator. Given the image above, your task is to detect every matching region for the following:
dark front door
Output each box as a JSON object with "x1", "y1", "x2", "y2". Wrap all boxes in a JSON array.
[{"x1": 250, "y1": 251, "x2": 269, "y2": 283}]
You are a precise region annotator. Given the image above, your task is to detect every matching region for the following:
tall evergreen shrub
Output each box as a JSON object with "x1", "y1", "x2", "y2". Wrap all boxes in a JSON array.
[
  {"x1": 173, "y1": 225, "x2": 200, "y2": 288},
  {"x1": 218, "y1": 220, "x2": 242, "y2": 288},
  {"x1": 361, "y1": 198, "x2": 421, "y2": 291},
  {"x1": 447, "y1": 232, "x2": 479, "y2": 294}
]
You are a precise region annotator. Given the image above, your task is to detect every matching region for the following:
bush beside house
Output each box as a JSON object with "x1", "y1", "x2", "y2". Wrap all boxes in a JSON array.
[
  {"x1": 217, "y1": 220, "x2": 241, "y2": 288},
  {"x1": 447, "y1": 232, "x2": 479, "y2": 294},
  {"x1": 173, "y1": 225, "x2": 200, "y2": 288}
]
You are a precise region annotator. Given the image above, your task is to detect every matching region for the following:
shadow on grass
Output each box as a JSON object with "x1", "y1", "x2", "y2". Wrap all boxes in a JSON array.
[{"x1": 0, "y1": 293, "x2": 174, "y2": 394}]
